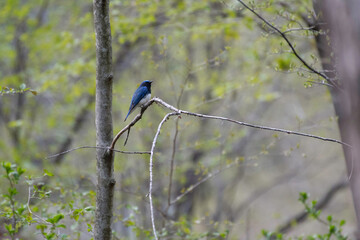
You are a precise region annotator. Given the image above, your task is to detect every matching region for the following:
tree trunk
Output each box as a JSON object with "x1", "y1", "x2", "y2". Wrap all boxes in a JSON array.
[
  {"x1": 314, "y1": 0, "x2": 360, "y2": 237},
  {"x1": 93, "y1": 0, "x2": 115, "y2": 239}
]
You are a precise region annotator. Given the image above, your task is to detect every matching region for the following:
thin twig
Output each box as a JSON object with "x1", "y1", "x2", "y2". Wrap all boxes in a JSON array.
[
  {"x1": 236, "y1": 0, "x2": 341, "y2": 90},
  {"x1": 170, "y1": 160, "x2": 240, "y2": 205},
  {"x1": 167, "y1": 72, "x2": 189, "y2": 208},
  {"x1": 27, "y1": 186, "x2": 52, "y2": 225},
  {"x1": 151, "y1": 97, "x2": 350, "y2": 148},
  {"x1": 149, "y1": 112, "x2": 180, "y2": 240},
  {"x1": 306, "y1": 80, "x2": 333, "y2": 88},
  {"x1": 46, "y1": 146, "x2": 150, "y2": 159},
  {"x1": 110, "y1": 100, "x2": 154, "y2": 150},
  {"x1": 167, "y1": 117, "x2": 179, "y2": 207},
  {"x1": 282, "y1": 26, "x2": 316, "y2": 34},
  {"x1": 124, "y1": 128, "x2": 131, "y2": 146}
]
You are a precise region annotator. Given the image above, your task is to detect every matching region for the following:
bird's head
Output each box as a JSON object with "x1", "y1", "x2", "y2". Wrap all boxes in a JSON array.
[{"x1": 140, "y1": 80, "x2": 153, "y2": 89}]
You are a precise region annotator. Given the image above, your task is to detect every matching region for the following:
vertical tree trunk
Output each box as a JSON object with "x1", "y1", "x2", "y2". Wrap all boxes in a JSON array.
[
  {"x1": 93, "y1": 0, "x2": 115, "y2": 239},
  {"x1": 314, "y1": 0, "x2": 360, "y2": 237}
]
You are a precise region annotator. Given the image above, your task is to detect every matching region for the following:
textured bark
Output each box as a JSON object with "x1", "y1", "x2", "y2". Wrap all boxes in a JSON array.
[
  {"x1": 93, "y1": 0, "x2": 115, "y2": 239},
  {"x1": 313, "y1": 0, "x2": 360, "y2": 237}
]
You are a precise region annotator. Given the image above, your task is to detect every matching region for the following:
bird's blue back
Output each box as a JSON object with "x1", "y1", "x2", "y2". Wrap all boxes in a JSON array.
[
  {"x1": 124, "y1": 80, "x2": 152, "y2": 121},
  {"x1": 130, "y1": 85, "x2": 149, "y2": 109}
]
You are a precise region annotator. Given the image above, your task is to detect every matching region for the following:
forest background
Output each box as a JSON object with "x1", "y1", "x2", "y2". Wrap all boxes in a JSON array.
[{"x1": 0, "y1": 0, "x2": 357, "y2": 239}]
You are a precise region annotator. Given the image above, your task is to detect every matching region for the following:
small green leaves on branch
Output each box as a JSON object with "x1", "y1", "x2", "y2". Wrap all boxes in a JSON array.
[
  {"x1": 262, "y1": 192, "x2": 348, "y2": 240},
  {"x1": 1, "y1": 162, "x2": 26, "y2": 238},
  {"x1": 1, "y1": 84, "x2": 37, "y2": 95}
]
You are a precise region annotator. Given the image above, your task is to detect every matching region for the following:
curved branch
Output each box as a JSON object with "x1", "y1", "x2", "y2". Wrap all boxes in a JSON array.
[
  {"x1": 236, "y1": 0, "x2": 341, "y2": 90},
  {"x1": 110, "y1": 99, "x2": 156, "y2": 149},
  {"x1": 27, "y1": 186, "x2": 52, "y2": 225}
]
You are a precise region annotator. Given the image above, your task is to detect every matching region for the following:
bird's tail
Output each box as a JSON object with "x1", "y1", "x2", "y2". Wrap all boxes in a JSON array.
[{"x1": 124, "y1": 108, "x2": 133, "y2": 122}]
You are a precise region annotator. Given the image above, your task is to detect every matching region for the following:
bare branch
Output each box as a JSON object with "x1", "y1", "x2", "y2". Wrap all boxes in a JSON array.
[
  {"x1": 236, "y1": 0, "x2": 341, "y2": 90},
  {"x1": 151, "y1": 97, "x2": 350, "y2": 148},
  {"x1": 167, "y1": 71, "x2": 189, "y2": 209},
  {"x1": 282, "y1": 26, "x2": 317, "y2": 34},
  {"x1": 170, "y1": 160, "x2": 240, "y2": 206},
  {"x1": 27, "y1": 186, "x2": 52, "y2": 225},
  {"x1": 148, "y1": 112, "x2": 179, "y2": 240},
  {"x1": 110, "y1": 99, "x2": 155, "y2": 150},
  {"x1": 306, "y1": 80, "x2": 334, "y2": 88},
  {"x1": 167, "y1": 118, "x2": 179, "y2": 207},
  {"x1": 124, "y1": 128, "x2": 131, "y2": 146},
  {"x1": 46, "y1": 146, "x2": 150, "y2": 159}
]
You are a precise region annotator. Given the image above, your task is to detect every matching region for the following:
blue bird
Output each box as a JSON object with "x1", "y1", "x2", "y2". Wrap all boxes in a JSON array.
[{"x1": 124, "y1": 80, "x2": 152, "y2": 121}]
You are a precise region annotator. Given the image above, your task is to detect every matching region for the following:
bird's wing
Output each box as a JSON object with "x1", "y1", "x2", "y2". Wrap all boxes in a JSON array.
[{"x1": 128, "y1": 86, "x2": 148, "y2": 114}]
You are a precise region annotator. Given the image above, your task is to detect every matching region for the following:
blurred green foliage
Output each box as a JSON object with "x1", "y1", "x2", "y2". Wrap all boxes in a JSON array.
[
  {"x1": 262, "y1": 193, "x2": 347, "y2": 240},
  {"x1": 0, "y1": 0, "x2": 352, "y2": 239}
]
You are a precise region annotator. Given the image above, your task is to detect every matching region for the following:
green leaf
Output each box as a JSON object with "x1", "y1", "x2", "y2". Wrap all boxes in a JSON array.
[
  {"x1": 46, "y1": 232, "x2": 56, "y2": 240},
  {"x1": 340, "y1": 219, "x2": 346, "y2": 226},
  {"x1": 2, "y1": 162, "x2": 13, "y2": 174},
  {"x1": 87, "y1": 223, "x2": 93, "y2": 232},
  {"x1": 124, "y1": 220, "x2": 136, "y2": 227},
  {"x1": 17, "y1": 166, "x2": 25, "y2": 175},
  {"x1": 36, "y1": 224, "x2": 48, "y2": 231},
  {"x1": 298, "y1": 192, "x2": 308, "y2": 203},
  {"x1": 57, "y1": 224, "x2": 66, "y2": 228},
  {"x1": 43, "y1": 169, "x2": 54, "y2": 177},
  {"x1": 329, "y1": 224, "x2": 336, "y2": 233},
  {"x1": 5, "y1": 223, "x2": 15, "y2": 234},
  {"x1": 276, "y1": 57, "x2": 291, "y2": 71},
  {"x1": 8, "y1": 187, "x2": 18, "y2": 197},
  {"x1": 17, "y1": 205, "x2": 26, "y2": 215},
  {"x1": 53, "y1": 213, "x2": 64, "y2": 223},
  {"x1": 84, "y1": 206, "x2": 95, "y2": 212},
  {"x1": 48, "y1": 213, "x2": 64, "y2": 224}
]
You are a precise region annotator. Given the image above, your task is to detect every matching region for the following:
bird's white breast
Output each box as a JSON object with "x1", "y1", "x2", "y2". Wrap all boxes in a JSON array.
[{"x1": 139, "y1": 93, "x2": 151, "y2": 107}]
